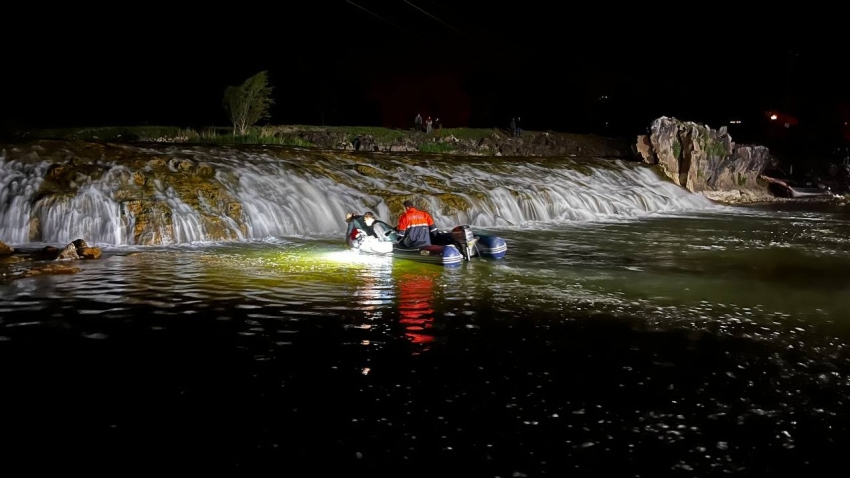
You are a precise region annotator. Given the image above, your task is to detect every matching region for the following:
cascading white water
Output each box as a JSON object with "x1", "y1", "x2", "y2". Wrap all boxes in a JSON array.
[
  {"x1": 0, "y1": 144, "x2": 716, "y2": 246},
  {"x1": 0, "y1": 159, "x2": 46, "y2": 244}
]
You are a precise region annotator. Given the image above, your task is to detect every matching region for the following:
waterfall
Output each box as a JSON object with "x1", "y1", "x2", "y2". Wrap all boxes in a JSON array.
[{"x1": 0, "y1": 142, "x2": 715, "y2": 246}]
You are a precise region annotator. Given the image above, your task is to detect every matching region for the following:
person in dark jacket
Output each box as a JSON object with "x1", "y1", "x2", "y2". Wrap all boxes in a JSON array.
[
  {"x1": 346, "y1": 211, "x2": 398, "y2": 244},
  {"x1": 396, "y1": 200, "x2": 437, "y2": 248},
  {"x1": 363, "y1": 212, "x2": 397, "y2": 241}
]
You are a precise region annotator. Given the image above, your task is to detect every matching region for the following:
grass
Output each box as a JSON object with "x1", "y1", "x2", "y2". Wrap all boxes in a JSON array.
[
  {"x1": 14, "y1": 124, "x2": 499, "y2": 146},
  {"x1": 11, "y1": 124, "x2": 548, "y2": 155},
  {"x1": 16, "y1": 125, "x2": 315, "y2": 146},
  {"x1": 197, "y1": 127, "x2": 315, "y2": 146},
  {"x1": 21, "y1": 126, "x2": 196, "y2": 141},
  {"x1": 439, "y1": 128, "x2": 495, "y2": 140},
  {"x1": 330, "y1": 126, "x2": 407, "y2": 143},
  {"x1": 276, "y1": 125, "x2": 408, "y2": 143},
  {"x1": 705, "y1": 139, "x2": 728, "y2": 157}
]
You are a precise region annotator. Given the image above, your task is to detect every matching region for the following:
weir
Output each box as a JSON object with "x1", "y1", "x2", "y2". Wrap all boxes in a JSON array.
[{"x1": 0, "y1": 141, "x2": 714, "y2": 245}]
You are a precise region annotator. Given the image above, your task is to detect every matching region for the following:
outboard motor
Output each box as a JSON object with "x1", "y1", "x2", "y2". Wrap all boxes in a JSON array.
[{"x1": 450, "y1": 225, "x2": 478, "y2": 260}]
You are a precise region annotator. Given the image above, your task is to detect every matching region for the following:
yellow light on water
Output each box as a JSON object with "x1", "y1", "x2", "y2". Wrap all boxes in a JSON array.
[{"x1": 323, "y1": 249, "x2": 392, "y2": 267}]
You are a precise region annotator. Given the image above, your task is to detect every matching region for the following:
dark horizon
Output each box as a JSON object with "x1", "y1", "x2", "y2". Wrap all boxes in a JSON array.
[{"x1": 2, "y1": 2, "x2": 847, "y2": 149}]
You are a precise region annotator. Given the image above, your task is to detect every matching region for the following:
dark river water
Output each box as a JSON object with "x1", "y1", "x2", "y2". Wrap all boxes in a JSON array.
[{"x1": 2, "y1": 203, "x2": 849, "y2": 476}]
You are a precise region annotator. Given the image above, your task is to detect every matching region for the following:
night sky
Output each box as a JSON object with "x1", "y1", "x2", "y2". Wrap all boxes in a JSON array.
[{"x1": 2, "y1": 2, "x2": 845, "y2": 145}]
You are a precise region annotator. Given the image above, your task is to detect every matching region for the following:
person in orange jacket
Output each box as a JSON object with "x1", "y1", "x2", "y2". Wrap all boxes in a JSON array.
[{"x1": 396, "y1": 200, "x2": 437, "y2": 248}]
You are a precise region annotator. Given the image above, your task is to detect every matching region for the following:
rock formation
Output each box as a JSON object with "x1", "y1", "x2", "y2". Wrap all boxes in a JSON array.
[{"x1": 637, "y1": 117, "x2": 779, "y2": 203}]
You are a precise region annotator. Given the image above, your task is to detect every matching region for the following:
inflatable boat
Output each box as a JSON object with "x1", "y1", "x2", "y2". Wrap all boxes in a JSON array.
[{"x1": 345, "y1": 216, "x2": 507, "y2": 266}]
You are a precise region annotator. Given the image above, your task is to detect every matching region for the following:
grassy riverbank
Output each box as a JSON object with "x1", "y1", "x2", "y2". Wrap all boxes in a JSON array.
[
  {"x1": 13, "y1": 125, "x2": 500, "y2": 147},
  {"x1": 8, "y1": 124, "x2": 634, "y2": 158}
]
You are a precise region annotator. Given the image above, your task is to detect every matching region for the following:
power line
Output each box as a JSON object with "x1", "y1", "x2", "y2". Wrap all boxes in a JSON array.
[
  {"x1": 344, "y1": 0, "x2": 435, "y2": 46},
  {"x1": 403, "y1": 0, "x2": 464, "y2": 36},
  {"x1": 402, "y1": 0, "x2": 498, "y2": 54}
]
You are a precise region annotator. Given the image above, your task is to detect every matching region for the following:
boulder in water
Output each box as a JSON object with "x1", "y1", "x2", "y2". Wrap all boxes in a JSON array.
[
  {"x1": 77, "y1": 247, "x2": 102, "y2": 259},
  {"x1": 36, "y1": 239, "x2": 102, "y2": 260},
  {"x1": 1, "y1": 239, "x2": 89, "y2": 285},
  {"x1": 41, "y1": 246, "x2": 60, "y2": 257},
  {"x1": 54, "y1": 243, "x2": 80, "y2": 260}
]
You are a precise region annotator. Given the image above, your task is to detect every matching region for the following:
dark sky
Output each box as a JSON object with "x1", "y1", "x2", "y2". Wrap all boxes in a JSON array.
[{"x1": 2, "y1": 2, "x2": 846, "y2": 142}]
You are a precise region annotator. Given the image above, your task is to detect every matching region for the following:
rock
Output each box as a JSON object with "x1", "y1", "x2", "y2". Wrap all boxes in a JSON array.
[
  {"x1": 72, "y1": 238, "x2": 88, "y2": 249},
  {"x1": 41, "y1": 246, "x2": 60, "y2": 257},
  {"x1": 55, "y1": 243, "x2": 80, "y2": 260},
  {"x1": 18, "y1": 264, "x2": 81, "y2": 279},
  {"x1": 226, "y1": 202, "x2": 243, "y2": 221},
  {"x1": 77, "y1": 247, "x2": 102, "y2": 259},
  {"x1": 635, "y1": 135, "x2": 655, "y2": 164},
  {"x1": 0, "y1": 241, "x2": 13, "y2": 255},
  {"x1": 177, "y1": 159, "x2": 195, "y2": 173},
  {"x1": 639, "y1": 117, "x2": 777, "y2": 200},
  {"x1": 148, "y1": 158, "x2": 167, "y2": 169},
  {"x1": 702, "y1": 189, "x2": 775, "y2": 204},
  {"x1": 28, "y1": 217, "x2": 40, "y2": 242},
  {"x1": 197, "y1": 163, "x2": 215, "y2": 177},
  {"x1": 122, "y1": 200, "x2": 143, "y2": 216},
  {"x1": 46, "y1": 164, "x2": 66, "y2": 181}
]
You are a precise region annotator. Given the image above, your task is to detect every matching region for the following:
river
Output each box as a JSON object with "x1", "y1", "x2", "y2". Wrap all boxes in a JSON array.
[
  {"x1": 1, "y1": 145, "x2": 849, "y2": 475},
  {"x1": 2, "y1": 203, "x2": 849, "y2": 476}
]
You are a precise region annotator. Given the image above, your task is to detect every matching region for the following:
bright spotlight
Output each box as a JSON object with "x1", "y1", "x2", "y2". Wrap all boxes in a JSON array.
[{"x1": 770, "y1": 114, "x2": 778, "y2": 120}]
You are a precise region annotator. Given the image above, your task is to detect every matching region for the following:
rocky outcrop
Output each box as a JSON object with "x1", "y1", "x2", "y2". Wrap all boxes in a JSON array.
[
  {"x1": 0, "y1": 238, "x2": 100, "y2": 284},
  {"x1": 637, "y1": 117, "x2": 779, "y2": 203}
]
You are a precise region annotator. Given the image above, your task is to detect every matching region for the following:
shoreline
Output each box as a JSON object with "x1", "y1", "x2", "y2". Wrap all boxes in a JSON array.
[{"x1": 8, "y1": 124, "x2": 636, "y2": 159}]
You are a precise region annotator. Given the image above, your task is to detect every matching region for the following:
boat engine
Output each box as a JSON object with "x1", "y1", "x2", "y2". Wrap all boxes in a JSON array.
[{"x1": 450, "y1": 225, "x2": 478, "y2": 260}]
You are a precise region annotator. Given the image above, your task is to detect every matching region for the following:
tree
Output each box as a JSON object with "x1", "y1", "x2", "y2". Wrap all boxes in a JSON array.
[{"x1": 222, "y1": 71, "x2": 275, "y2": 135}]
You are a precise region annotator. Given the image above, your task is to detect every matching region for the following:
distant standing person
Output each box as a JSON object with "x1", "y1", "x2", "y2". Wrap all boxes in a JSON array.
[
  {"x1": 509, "y1": 118, "x2": 516, "y2": 137},
  {"x1": 434, "y1": 118, "x2": 442, "y2": 135},
  {"x1": 426, "y1": 117, "x2": 433, "y2": 134},
  {"x1": 516, "y1": 117, "x2": 522, "y2": 137},
  {"x1": 414, "y1": 113, "x2": 422, "y2": 132}
]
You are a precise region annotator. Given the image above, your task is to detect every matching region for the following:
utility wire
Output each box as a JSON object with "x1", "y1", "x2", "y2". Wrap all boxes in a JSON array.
[
  {"x1": 402, "y1": 0, "x2": 499, "y2": 54},
  {"x1": 345, "y1": 0, "x2": 435, "y2": 46},
  {"x1": 403, "y1": 0, "x2": 465, "y2": 36}
]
